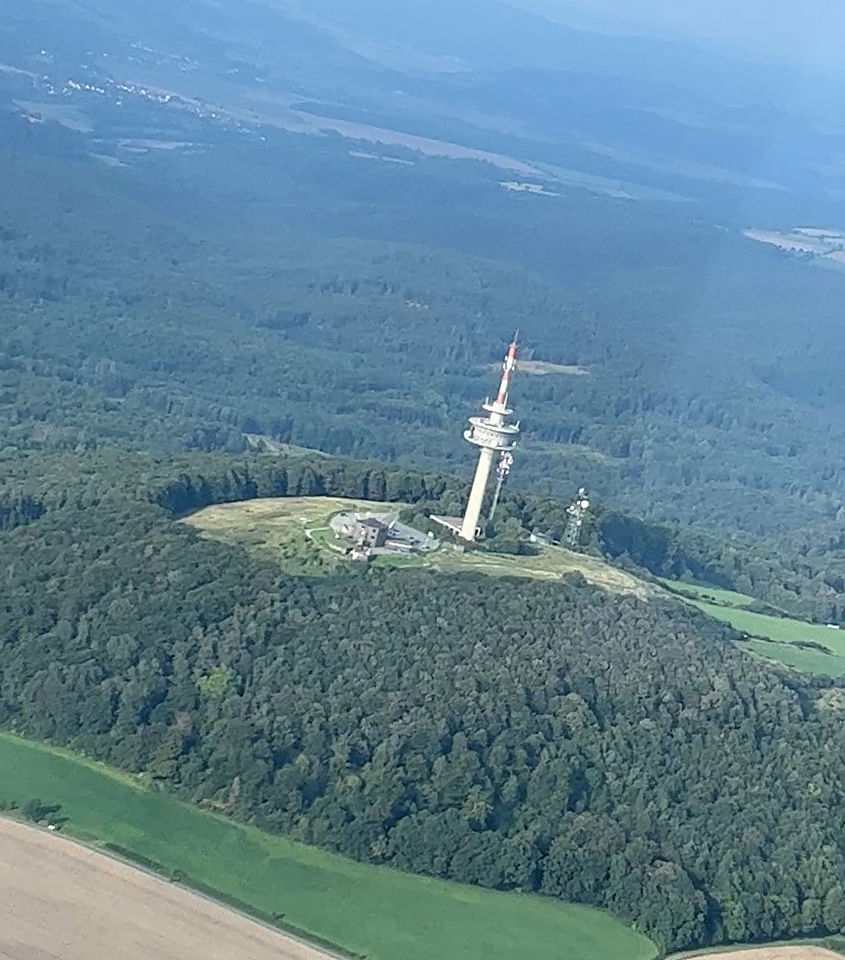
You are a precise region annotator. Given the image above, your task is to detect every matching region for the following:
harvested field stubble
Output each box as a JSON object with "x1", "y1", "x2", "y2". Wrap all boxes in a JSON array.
[
  {"x1": 682, "y1": 948, "x2": 842, "y2": 960},
  {"x1": 0, "y1": 818, "x2": 333, "y2": 960}
]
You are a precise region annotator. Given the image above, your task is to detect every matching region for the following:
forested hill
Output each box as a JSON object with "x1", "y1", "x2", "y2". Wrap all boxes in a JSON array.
[
  {"x1": 1, "y1": 446, "x2": 844, "y2": 954},
  {"x1": 3, "y1": 5, "x2": 845, "y2": 957},
  {"x1": 3, "y1": 126, "x2": 845, "y2": 551}
]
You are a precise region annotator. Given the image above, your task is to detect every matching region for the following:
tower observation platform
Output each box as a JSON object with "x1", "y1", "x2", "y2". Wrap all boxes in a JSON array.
[{"x1": 458, "y1": 336, "x2": 521, "y2": 541}]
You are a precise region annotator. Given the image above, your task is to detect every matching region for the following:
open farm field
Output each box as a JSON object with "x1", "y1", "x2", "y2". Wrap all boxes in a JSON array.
[
  {"x1": 739, "y1": 638, "x2": 845, "y2": 677},
  {"x1": 662, "y1": 579, "x2": 845, "y2": 676},
  {"x1": 0, "y1": 733, "x2": 658, "y2": 960},
  {"x1": 0, "y1": 818, "x2": 330, "y2": 960},
  {"x1": 693, "y1": 600, "x2": 845, "y2": 651},
  {"x1": 659, "y1": 579, "x2": 756, "y2": 609},
  {"x1": 13, "y1": 98, "x2": 93, "y2": 131},
  {"x1": 673, "y1": 944, "x2": 845, "y2": 959},
  {"x1": 185, "y1": 496, "x2": 653, "y2": 597}
]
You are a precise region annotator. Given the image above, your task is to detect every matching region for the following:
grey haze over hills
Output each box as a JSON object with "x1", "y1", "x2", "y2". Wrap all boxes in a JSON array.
[
  {"x1": 2, "y1": 0, "x2": 845, "y2": 227},
  {"x1": 510, "y1": 0, "x2": 845, "y2": 78}
]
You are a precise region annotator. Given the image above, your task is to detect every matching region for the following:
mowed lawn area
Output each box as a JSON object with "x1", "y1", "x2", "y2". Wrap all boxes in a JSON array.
[
  {"x1": 185, "y1": 496, "x2": 652, "y2": 597},
  {"x1": 0, "y1": 733, "x2": 657, "y2": 960}
]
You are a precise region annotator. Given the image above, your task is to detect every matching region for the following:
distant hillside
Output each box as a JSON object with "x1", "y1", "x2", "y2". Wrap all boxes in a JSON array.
[
  {"x1": 4, "y1": 0, "x2": 845, "y2": 223},
  {"x1": 3, "y1": 132, "x2": 845, "y2": 555},
  {"x1": 2, "y1": 5, "x2": 845, "y2": 957}
]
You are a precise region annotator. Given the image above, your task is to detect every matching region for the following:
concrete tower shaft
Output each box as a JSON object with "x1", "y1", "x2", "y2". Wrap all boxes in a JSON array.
[{"x1": 459, "y1": 336, "x2": 520, "y2": 541}]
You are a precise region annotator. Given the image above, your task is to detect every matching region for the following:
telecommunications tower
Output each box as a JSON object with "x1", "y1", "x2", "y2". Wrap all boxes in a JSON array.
[
  {"x1": 459, "y1": 336, "x2": 520, "y2": 541},
  {"x1": 564, "y1": 487, "x2": 591, "y2": 547}
]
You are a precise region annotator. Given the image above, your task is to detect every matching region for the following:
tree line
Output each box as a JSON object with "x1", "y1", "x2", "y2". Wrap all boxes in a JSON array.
[
  {"x1": 140, "y1": 452, "x2": 845, "y2": 626},
  {"x1": 5, "y1": 445, "x2": 845, "y2": 625}
]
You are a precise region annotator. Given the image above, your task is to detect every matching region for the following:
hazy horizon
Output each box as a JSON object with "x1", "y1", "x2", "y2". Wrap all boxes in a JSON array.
[{"x1": 511, "y1": 0, "x2": 845, "y2": 75}]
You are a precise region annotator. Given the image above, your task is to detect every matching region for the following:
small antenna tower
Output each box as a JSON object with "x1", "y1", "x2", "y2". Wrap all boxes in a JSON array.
[
  {"x1": 564, "y1": 487, "x2": 590, "y2": 547},
  {"x1": 488, "y1": 450, "x2": 514, "y2": 522}
]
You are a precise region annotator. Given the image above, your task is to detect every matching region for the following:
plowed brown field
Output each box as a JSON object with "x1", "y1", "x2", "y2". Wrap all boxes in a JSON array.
[{"x1": 0, "y1": 819, "x2": 334, "y2": 960}]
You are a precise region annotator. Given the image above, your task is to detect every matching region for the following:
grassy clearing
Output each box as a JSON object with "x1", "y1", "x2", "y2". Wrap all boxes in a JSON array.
[
  {"x1": 371, "y1": 553, "x2": 428, "y2": 569},
  {"x1": 739, "y1": 638, "x2": 845, "y2": 677},
  {"x1": 0, "y1": 732, "x2": 656, "y2": 960},
  {"x1": 182, "y1": 497, "x2": 378, "y2": 575},
  {"x1": 661, "y1": 579, "x2": 845, "y2": 676},
  {"x1": 185, "y1": 496, "x2": 652, "y2": 597},
  {"x1": 508, "y1": 360, "x2": 589, "y2": 376},
  {"x1": 659, "y1": 579, "x2": 755, "y2": 609},
  {"x1": 431, "y1": 542, "x2": 651, "y2": 596}
]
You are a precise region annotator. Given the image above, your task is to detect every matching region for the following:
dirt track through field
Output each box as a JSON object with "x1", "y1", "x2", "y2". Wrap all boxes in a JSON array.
[{"x1": 0, "y1": 819, "x2": 335, "y2": 960}]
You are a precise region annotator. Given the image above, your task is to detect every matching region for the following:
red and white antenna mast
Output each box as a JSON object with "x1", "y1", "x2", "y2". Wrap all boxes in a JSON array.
[
  {"x1": 459, "y1": 334, "x2": 521, "y2": 541},
  {"x1": 494, "y1": 332, "x2": 519, "y2": 409}
]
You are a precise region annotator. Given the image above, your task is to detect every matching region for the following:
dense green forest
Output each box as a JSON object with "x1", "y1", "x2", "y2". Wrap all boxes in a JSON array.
[
  {"x1": 1, "y1": 448, "x2": 844, "y2": 954},
  {"x1": 4, "y1": 129, "x2": 845, "y2": 633},
  {"x1": 3, "y1": 122, "x2": 845, "y2": 551}
]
